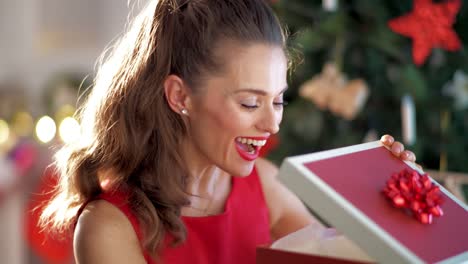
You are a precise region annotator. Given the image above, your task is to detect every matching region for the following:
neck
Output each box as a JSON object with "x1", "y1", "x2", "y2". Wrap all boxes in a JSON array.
[
  {"x1": 180, "y1": 137, "x2": 230, "y2": 216},
  {"x1": 186, "y1": 165, "x2": 225, "y2": 197}
]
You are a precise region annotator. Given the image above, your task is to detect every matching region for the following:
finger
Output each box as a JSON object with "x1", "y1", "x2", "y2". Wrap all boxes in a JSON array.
[
  {"x1": 400, "y1": 150, "x2": 416, "y2": 162},
  {"x1": 380, "y1": 134, "x2": 394, "y2": 146},
  {"x1": 416, "y1": 163, "x2": 423, "y2": 171},
  {"x1": 391, "y1": 141, "x2": 404, "y2": 157}
]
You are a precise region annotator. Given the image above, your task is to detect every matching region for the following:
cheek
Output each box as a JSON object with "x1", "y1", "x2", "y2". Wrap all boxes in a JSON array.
[
  {"x1": 207, "y1": 104, "x2": 250, "y2": 136},
  {"x1": 277, "y1": 109, "x2": 284, "y2": 124},
  {"x1": 189, "y1": 105, "x2": 242, "y2": 165},
  {"x1": 190, "y1": 101, "x2": 242, "y2": 145}
]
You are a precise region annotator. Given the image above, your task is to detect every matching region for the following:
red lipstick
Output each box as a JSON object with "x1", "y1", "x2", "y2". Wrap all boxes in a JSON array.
[{"x1": 234, "y1": 136, "x2": 269, "y2": 161}]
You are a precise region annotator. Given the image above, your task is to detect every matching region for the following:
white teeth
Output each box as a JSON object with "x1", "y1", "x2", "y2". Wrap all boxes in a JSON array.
[{"x1": 236, "y1": 137, "x2": 267, "y2": 147}]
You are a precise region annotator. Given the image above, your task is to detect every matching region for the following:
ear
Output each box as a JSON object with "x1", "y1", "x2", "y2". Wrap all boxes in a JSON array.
[{"x1": 163, "y1": 75, "x2": 191, "y2": 115}]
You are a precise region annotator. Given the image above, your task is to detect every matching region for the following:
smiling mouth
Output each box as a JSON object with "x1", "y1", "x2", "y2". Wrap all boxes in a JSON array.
[
  {"x1": 234, "y1": 137, "x2": 267, "y2": 161},
  {"x1": 236, "y1": 137, "x2": 267, "y2": 153}
]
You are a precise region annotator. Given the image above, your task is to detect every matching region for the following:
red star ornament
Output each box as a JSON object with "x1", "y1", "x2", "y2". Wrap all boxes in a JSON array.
[{"x1": 388, "y1": 0, "x2": 462, "y2": 65}]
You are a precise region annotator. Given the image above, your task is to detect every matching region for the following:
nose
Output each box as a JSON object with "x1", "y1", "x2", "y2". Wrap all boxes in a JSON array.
[{"x1": 257, "y1": 106, "x2": 281, "y2": 135}]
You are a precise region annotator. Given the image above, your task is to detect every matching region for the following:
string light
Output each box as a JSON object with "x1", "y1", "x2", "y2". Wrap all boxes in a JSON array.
[
  {"x1": 0, "y1": 119, "x2": 9, "y2": 144},
  {"x1": 59, "y1": 117, "x2": 81, "y2": 144},
  {"x1": 12, "y1": 111, "x2": 34, "y2": 137},
  {"x1": 35, "y1": 116, "x2": 56, "y2": 143}
]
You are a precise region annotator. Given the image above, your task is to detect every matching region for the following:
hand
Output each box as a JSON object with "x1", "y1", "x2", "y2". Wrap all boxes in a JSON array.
[{"x1": 380, "y1": 135, "x2": 422, "y2": 170}]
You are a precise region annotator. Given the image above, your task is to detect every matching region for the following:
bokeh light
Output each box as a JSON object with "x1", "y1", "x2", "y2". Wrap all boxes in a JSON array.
[
  {"x1": 35, "y1": 116, "x2": 56, "y2": 143},
  {"x1": 0, "y1": 119, "x2": 9, "y2": 144},
  {"x1": 59, "y1": 117, "x2": 81, "y2": 144},
  {"x1": 11, "y1": 111, "x2": 34, "y2": 137}
]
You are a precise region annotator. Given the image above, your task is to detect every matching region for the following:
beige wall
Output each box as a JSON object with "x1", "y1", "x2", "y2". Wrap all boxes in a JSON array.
[{"x1": 0, "y1": 0, "x2": 146, "y2": 115}]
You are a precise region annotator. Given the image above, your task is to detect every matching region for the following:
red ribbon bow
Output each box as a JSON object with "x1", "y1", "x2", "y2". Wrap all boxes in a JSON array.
[{"x1": 383, "y1": 169, "x2": 444, "y2": 224}]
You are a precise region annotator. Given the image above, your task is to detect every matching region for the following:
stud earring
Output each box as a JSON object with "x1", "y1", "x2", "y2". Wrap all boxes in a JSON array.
[{"x1": 181, "y1": 109, "x2": 188, "y2": 115}]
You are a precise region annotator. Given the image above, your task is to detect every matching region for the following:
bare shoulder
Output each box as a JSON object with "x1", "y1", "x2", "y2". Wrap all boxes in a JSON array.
[
  {"x1": 255, "y1": 157, "x2": 318, "y2": 240},
  {"x1": 74, "y1": 200, "x2": 147, "y2": 264}
]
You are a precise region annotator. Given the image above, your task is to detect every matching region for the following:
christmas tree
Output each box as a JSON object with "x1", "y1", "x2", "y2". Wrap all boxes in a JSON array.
[{"x1": 269, "y1": 0, "x2": 468, "y2": 177}]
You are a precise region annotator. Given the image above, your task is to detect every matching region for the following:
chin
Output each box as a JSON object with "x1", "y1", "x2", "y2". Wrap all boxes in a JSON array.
[{"x1": 228, "y1": 160, "x2": 255, "y2": 177}]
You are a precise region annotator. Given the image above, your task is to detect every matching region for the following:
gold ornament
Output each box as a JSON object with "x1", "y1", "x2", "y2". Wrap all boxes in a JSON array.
[
  {"x1": 299, "y1": 63, "x2": 369, "y2": 120},
  {"x1": 328, "y1": 79, "x2": 369, "y2": 120},
  {"x1": 299, "y1": 63, "x2": 346, "y2": 110}
]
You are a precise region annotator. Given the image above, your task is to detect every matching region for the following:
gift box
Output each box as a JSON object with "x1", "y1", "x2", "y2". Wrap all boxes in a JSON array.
[
  {"x1": 259, "y1": 141, "x2": 468, "y2": 264},
  {"x1": 257, "y1": 223, "x2": 374, "y2": 263}
]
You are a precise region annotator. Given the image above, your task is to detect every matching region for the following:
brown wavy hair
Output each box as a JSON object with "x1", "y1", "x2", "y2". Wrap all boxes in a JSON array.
[{"x1": 40, "y1": 0, "x2": 287, "y2": 256}]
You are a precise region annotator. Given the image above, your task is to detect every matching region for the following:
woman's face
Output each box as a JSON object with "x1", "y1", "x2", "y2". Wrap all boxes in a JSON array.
[{"x1": 186, "y1": 43, "x2": 287, "y2": 176}]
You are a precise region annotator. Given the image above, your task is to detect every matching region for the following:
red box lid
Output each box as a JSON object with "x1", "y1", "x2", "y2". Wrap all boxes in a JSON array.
[{"x1": 303, "y1": 146, "x2": 468, "y2": 263}]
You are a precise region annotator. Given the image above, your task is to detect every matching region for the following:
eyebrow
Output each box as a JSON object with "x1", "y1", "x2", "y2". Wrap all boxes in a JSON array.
[{"x1": 233, "y1": 86, "x2": 289, "y2": 96}]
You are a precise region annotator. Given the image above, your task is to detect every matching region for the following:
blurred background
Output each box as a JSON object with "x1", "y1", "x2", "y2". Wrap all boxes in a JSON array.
[{"x1": 0, "y1": 0, "x2": 467, "y2": 263}]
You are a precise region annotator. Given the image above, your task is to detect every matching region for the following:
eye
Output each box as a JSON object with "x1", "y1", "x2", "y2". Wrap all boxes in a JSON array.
[
  {"x1": 241, "y1": 103, "x2": 259, "y2": 109},
  {"x1": 240, "y1": 98, "x2": 259, "y2": 109},
  {"x1": 273, "y1": 101, "x2": 288, "y2": 107}
]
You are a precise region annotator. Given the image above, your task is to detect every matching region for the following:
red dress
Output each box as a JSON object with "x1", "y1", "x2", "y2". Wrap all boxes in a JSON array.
[{"x1": 86, "y1": 167, "x2": 271, "y2": 264}]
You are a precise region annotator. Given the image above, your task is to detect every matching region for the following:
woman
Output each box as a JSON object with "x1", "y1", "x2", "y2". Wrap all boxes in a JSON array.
[{"x1": 40, "y1": 0, "x2": 417, "y2": 263}]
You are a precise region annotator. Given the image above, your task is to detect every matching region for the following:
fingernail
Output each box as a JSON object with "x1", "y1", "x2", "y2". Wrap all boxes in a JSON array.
[{"x1": 392, "y1": 145, "x2": 402, "y2": 154}]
